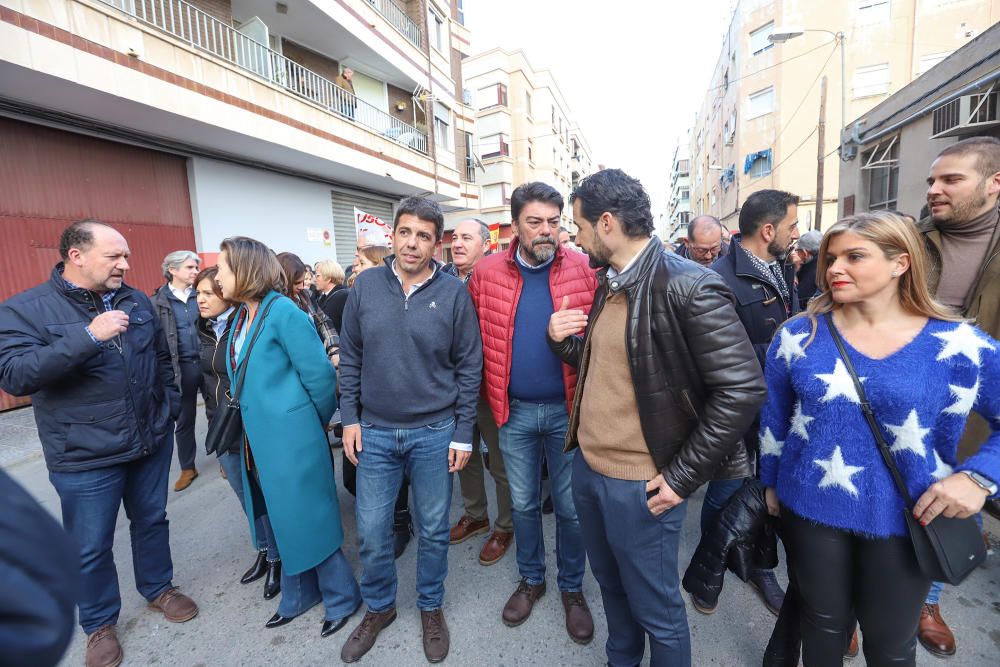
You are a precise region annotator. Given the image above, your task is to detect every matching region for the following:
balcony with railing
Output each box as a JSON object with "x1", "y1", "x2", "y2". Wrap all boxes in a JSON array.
[
  {"x1": 101, "y1": 0, "x2": 428, "y2": 154},
  {"x1": 364, "y1": 0, "x2": 421, "y2": 48}
]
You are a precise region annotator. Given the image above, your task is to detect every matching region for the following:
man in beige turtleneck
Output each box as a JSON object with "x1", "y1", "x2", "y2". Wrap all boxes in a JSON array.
[{"x1": 917, "y1": 135, "x2": 1000, "y2": 658}]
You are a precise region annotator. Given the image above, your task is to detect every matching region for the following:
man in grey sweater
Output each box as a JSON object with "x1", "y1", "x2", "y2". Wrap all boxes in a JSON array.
[{"x1": 338, "y1": 196, "x2": 483, "y2": 664}]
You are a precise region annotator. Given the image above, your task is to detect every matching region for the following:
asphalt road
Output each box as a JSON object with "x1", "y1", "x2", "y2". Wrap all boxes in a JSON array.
[{"x1": 4, "y1": 409, "x2": 999, "y2": 666}]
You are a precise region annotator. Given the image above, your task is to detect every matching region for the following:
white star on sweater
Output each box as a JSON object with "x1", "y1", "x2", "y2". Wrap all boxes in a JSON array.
[
  {"x1": 775, "y1": 328, "x2": 809, "y2": 367},
  {"x1": 885, "y1": 410, "x2": 931, "y2": 457},
  {"x1": 931, "y1": 450, "x2": 954, "y2": 480},
  {"x1": 943, "y1": 379, "x2": 979, "y2": 415},
  {"x1": 814, "y1": 446, "x2": 864, "y2": 497},
  {"x1": 790, "y1": 401, "x2": 814, "y2": 441},
  {"x1": 933, "y1": 323, "x2": 995, "y2": 366},
  {"x1": 816, "y1": 359, "x2": 864, "y2": 404},
  {"x1": 760, "y1": 427, "x2": 784, "y2": 458}
]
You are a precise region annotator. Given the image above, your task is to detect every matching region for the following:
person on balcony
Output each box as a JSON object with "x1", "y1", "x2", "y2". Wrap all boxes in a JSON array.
[{"x1": 335, "y1": 67, "x2": 357, "y2": 120}]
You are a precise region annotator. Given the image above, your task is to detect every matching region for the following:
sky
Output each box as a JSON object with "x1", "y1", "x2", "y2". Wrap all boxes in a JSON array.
[{"x1": 463, "y1": 0, "x2": 737, "y2": 232}]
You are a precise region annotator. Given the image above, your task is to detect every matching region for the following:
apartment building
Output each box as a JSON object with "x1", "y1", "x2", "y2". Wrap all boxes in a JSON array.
[
  {"x1": 666, "y1": 142, "x2": 691, "y2": 242},
  {"x1": 443, "y1": 47, "x2": 594, "y2": 254},
  {"x1": 686, "y1": 0, "x2": 1000, "y2": 232},
  {"x1": 0, "y1": 0, "x2": 476, "y2": 284},
  {"x1": 839, "y1": 21, "x2": 1000, "y2": 217}
]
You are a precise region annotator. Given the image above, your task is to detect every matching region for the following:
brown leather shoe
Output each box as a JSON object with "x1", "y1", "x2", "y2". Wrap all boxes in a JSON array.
[
  {"x1": 502, "y1": 578, "x2": 546, "y2": 627},
  {"x1": 845, "y1": 627, "x2": 859, "y2": 658},
  {"x1": 479, "y1": 530, "x2": 513, "y2": 565},
  {"x1": 449, "y1": 516, "x2": 489, "y2": 545},
  {"x1": 86, "y1": 625, "x2": 123, "y2": 667},
  {"x1": 341, "y1": 608, "x2": 397, "y2": 663},
  {"x1": 421, "y1": 609, "x2": 450, "y2": 663},
  {"x1": 173, "y1": 469, "x2": 198, "y2": 492},
  {"x1": 918, "y1": 603, "x2": 956, "y2": 656},
  {"x1": 561, "y1": 591, "x2": 594, "y2": 645},
  {"x1": 147, "y1": 587, "x2": 199, "y2": 623}
]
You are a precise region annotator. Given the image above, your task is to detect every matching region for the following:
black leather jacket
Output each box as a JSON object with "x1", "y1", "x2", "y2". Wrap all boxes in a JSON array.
[{"x1": 548, "y1": 237, "x2": 766, "y2": 498}]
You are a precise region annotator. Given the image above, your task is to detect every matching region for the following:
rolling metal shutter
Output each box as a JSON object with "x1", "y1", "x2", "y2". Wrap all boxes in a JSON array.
[{"x1": 330, "y1": 189, "x2": 395, "y2": 267}]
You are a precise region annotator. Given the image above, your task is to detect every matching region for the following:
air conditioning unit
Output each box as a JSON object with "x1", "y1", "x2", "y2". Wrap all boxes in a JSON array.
[{"x1": 931, "y1": 89, "x2": 999, "y2": 138}]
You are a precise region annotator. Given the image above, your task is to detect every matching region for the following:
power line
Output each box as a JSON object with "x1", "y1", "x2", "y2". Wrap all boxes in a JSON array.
[
  {"x1": 772, "y1": 43, "x2": 839, "y2": 144},
  {"x1": 769, "y1": 127, "x2": 819, "y2": 176},
  {"x1": 704, "y1": 39, "x2": 835, "y2": 94}
]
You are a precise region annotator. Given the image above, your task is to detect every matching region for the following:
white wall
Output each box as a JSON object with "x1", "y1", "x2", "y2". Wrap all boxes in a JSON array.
[{"x1": 188, "y1": 157, "x2": 340, "y2": 265}]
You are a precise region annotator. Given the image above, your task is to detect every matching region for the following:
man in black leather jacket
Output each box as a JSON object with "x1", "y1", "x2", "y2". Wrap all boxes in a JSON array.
[{"x1": 547, "y1": 169, "x2": 765, "y2": 667}]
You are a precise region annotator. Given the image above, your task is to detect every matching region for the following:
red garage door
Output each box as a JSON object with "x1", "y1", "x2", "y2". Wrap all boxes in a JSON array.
[{"x1": 0, "y1": 117, "x2": 195, "y2": 410}]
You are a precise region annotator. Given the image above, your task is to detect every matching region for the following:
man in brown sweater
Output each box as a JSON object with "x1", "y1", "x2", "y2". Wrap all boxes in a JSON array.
[
  {"x1": 548, "y1": 170, "x2": 765, "y2": 667},
  {"x1": 917, "y1": 135, "x2": 1000, "y2": 658}
]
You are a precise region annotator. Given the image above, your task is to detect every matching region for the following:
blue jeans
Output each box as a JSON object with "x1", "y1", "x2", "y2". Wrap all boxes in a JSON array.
[
  {"x1": 700, "y1": 477, "x2": 748, "y2": 536},
  {"x1": 355, "y1": 418, "x2": 454, "y2": 611},
  {"x1": 499, "y1": 399, "x2": 585, "y2": 592},
  {"x1": 277, "y1": 548, "x2": 361, "y2": 621},
  {"x1": 49, "y1": 439, "x2": 174, "y2": 634},
  {"x1": 218, "y1": 451, "x2": 279, "y2": 561},
  {"x1": 573, "y1": 454, "x2": 691, "y2": 667}
]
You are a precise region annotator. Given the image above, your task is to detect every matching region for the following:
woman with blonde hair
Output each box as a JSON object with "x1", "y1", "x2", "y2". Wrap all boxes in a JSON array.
[
  {"x1": 215, "y1": 237, "x2": 360, "y2": 636},
  {"x1": 759, "y1": 212, "x2": 1000, "y2": 665}
]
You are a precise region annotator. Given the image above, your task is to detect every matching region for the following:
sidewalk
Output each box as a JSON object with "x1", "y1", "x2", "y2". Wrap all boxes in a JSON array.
[{"x1": 3, "y1": 406, "x2": 999, "y2": 666}]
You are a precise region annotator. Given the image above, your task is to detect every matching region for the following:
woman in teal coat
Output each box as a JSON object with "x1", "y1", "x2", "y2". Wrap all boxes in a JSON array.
[{"x1": 216, "y1": 236, "x2": 361, "y2": 637}]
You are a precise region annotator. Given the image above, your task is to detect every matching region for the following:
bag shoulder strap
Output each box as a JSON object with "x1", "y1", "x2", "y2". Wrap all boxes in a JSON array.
[
  {"x1": 231, "y1": 298, "x2": 278, "y2": 402},
  {"x1": 823, "y1": 312, "x2": 916, "y2": 508}
]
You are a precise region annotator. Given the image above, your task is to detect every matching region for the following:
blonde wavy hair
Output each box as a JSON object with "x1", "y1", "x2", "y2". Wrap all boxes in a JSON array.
[
  {"x1": 799, "y1": 211, "x2": 962, "y2": 344},
  {"x1": 347, "y1": 246, "x2": 392, "y2": 287}
]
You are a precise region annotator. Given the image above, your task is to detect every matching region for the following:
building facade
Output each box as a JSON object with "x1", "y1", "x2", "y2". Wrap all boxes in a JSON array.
[
  {"x1": 443, "y1": 47, "x2": 594, "y2": 255},
  {"x1": 838, "y1": 20, "x2": 1000, "y2": 218},
  {"x1": 666, "y1": 141, "x2": 691, "y2": 242},
  {"x1": 686, "y1": 0, "x2": 1000, "y2": 232}
]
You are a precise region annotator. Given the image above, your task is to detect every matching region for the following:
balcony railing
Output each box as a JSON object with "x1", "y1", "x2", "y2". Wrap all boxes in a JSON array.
[
  {"x1": 365, "y1": 0, "x2": 421, "y2": 48},
  {"x1": 101, "y1": 0, "x2": 428, "y2": 154}
]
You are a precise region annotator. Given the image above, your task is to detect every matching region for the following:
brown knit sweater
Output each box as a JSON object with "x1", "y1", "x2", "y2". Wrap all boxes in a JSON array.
[
  {"x1": 577, "y1": 292, "x2": 658, "y2": 480},
  {"x1": 936, "y1": 205, "x2": 999, "y2": 310}
]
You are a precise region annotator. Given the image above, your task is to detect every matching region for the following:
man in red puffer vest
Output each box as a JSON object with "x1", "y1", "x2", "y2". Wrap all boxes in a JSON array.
[{"x1": 469, "y1": 182, "x2": 599, "y2": 644}]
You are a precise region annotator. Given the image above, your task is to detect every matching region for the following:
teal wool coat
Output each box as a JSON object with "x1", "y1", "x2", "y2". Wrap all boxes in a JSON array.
[{"x1": 227, "y1": 291, "x2": 342, "y2": 575}]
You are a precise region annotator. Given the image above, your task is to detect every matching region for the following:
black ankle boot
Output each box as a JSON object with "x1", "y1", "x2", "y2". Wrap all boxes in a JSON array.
[
  {"x1": 263, "y1": 559, "x2": 282, "y2": 600},
  {"x1": 393, "y1": 509, "x2": 413, "y2": 559},
  {"x1": 241, "y1": 550, "x2": 268, "y2": 584}
]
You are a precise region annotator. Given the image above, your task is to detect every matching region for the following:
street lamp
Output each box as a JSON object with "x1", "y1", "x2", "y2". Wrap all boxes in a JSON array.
[{"x1": 768, "y1": 27, "x2": 847, "y2": 229}]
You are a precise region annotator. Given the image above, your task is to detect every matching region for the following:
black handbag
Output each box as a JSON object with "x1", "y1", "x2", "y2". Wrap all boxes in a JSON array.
[
  {"x1": 204, "y1": 300, "x2": 276, "y2": 456},
  {"x1": 825, "y1": 313, "x2": 986, "y2": 585}
]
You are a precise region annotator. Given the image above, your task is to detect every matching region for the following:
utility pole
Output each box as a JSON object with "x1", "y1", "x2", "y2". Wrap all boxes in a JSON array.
[{"x1": 815, "y1": 75, "x2": 828, "y2": 231}]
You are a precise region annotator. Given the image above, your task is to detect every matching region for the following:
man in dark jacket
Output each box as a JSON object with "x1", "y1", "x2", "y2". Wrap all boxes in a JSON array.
[
  {"x1": 794, "y1": 230, "x2": 822, "y2": 304},
  {"x1": 700, "y1": 189, "x2": 800, "y2": 616},
  {"x1": 674, "y1": 215, "x2": 729, "y2": 267},
  {"x1": 548, "y1": 170, "x2": 766, "y2": 667},
  {"x1": 150, "y1": 249, "x2": 202, "y2": 491},
  {"x1": 0, "y1": 220, "x2": 198, "y2": 667}
]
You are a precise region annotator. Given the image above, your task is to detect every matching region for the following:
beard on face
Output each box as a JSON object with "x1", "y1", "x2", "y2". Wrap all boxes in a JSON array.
[
  {"x1": 932, "y1": 184, "x2": 989, "y2": 225},
  {"x1": 523, "y1": 235, "x2": 557, "y2": 263},
  {"x1": 768, "y1": 238, "x2": 790, "y2": 261},
  {"x1": 584, "y1": 234, "x2": 612, "y2": 269}
]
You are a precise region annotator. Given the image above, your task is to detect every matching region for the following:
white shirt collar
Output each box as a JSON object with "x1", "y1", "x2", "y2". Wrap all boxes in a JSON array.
[
  {"x1": 390, "y1": 258, "x2": 437, "y2": 297},
  {"x1": 169, "y1": 283, "x2": 193, "y2": 302}
]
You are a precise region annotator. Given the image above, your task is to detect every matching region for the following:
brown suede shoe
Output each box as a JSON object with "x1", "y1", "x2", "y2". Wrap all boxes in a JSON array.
[
  {"x1": 561, "y1": 591, "x2": 594, "y2": 645},
  {"x1": 918, "y1": 603, "x2": 956, "y2": 656},
  {"x1": 845, "y1": 627, "x2": 859, "y2": 658},
  {"x1": 173, "y1": 469, "x2": 198, "y2": 492},
  {"x1": 421, "y1": 609, "x2": 450, "y2": 663},
  {"x1": 449, "y1": 516, "x2": 489, "y2": 545},
  {"x1": 86, "y1": 625, "x2": 122, "y2": 667},
  {"x1": 147, "y1": 587, "x2": 199, "y2": 623},
  {"x1": 478, "y1": 530, "x2": 513, "y2": 566},
  {"x1": 341, "y1": 608, "x2": 397, "y2": 663},
  {"x1": 502, "y1": 578, "x2": 546, "y2": 627}
]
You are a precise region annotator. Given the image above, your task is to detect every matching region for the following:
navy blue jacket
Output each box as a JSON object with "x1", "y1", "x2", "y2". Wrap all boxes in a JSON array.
[{"x1": 0, "y1": 265, "x2": 180, "y2": 472}]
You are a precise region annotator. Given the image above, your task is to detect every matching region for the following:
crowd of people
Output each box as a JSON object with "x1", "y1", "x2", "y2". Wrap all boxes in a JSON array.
[{"x1": 0, "y1": 136, "x2": 998, "y2": 667}]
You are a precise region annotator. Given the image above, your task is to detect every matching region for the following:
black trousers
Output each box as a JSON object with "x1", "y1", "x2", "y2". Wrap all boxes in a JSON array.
[
  {"x1": 780, "y1": 507, "x2": 930, "y2": 667},
  {"x1": 174, "y1": 360, "x2": 202, "y2": 471}
]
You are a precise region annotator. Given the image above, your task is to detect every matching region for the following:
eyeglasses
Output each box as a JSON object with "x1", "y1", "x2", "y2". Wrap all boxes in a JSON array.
[{"x1": 689, "y1": 244, "x2": 722, "y2": 256}]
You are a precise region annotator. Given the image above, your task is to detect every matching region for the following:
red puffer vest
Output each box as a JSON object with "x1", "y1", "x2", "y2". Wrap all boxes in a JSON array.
[{"x1": 469, "y1": 240, "x2": 599, "y2": 427}]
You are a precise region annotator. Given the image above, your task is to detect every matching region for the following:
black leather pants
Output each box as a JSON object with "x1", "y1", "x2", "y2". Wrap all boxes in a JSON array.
[{"x1": 780, "y1": 507, "x2": 931, "y2": 667}]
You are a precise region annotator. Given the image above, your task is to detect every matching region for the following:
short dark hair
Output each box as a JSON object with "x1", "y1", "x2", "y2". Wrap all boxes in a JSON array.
[
  {"x1": 738, "y1": 190, "x2": 800, "y2": 237},
  {"x1": 59, "y1": 219, "x2": 113, "y2": 260},
  {"x1": 395, "y1": 196, "x2": 445, "y2": 241},
  {"x1": 688, "y1": 215, "x2": 723, "y2": 240},
  {"x1": 936, "y1": 136, "x2": 1000, "y2": 179},
  {"x1": 570, "y1": 169, "x2": 654, "y2": 239},
  {"x1": 510, "y1": 182, "x2": 564, "y2": 221}
]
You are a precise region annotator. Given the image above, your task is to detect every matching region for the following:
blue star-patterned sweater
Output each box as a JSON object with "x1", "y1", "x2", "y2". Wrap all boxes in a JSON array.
[{"x1": 759, "y1": 315, "x2": 1000, "y2": 539}]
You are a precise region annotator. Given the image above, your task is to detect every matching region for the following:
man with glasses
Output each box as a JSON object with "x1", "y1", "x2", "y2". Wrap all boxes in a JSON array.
[{"x1": 676, "y1": 215, "x2": 728, "y2": 267}]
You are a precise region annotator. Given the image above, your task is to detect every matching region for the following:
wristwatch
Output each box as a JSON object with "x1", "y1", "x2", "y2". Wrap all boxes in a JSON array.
[{"x1": 962, "y1": 470, "x2": 998, "y2": 495}]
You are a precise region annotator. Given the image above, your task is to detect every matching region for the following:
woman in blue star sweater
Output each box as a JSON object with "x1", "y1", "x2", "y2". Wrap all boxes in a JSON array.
[{"x1": 759, "y1": 212, "x2": 1000, "y2": 666}]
